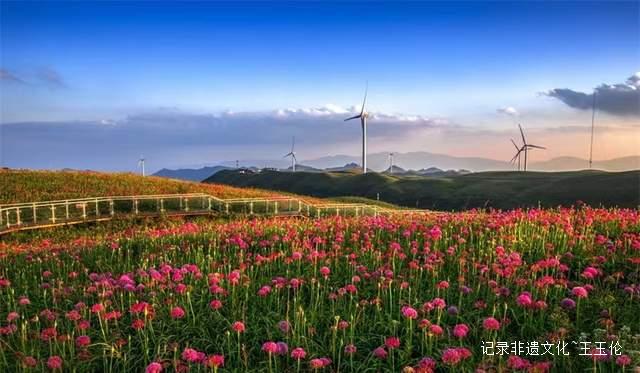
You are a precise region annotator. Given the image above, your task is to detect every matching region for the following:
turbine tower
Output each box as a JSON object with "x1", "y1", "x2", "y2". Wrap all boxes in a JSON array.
[
  {"x1": 517, "y1": 123, "x2": 546, "y2": 171},
  {"x1": 344, "y1": 83, "x2": 369, "y2": 174},
  {"x1": 388, "y1": 152, "x2": 395, "y2": 174},
  {"x1": 284, "y1": 136, "x2": 298, "y2": 172},
  {"x1": 138, "y1": 156, "x2": 146, "y2": 177},
  {"x1": 589, "y1": 90, "x2": 597, "y2": 169}
]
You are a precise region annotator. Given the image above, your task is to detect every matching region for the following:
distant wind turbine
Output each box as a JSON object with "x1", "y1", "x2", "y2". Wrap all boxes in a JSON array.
[
  {"x1": 388, "y1": 152, "x2": 395, "y2": 174},
  {"x1": 344, "y1": 83, "x2": 369, "y2": 174},
  {"x1": 517, "y1": 123, "x2": 546, "y2": 171},
  {"x1": 283, "y1": 136, "x2": 298, "y2": 172},
  {"x1": 589, "y1": 90, "x2": 597, "y2": 169},
  {"x1": 509, "y1": 139, "x2": 523, "y2": 171},
  {"x1": 138, "y1": 156, "x2": 146, "y2": 177}
]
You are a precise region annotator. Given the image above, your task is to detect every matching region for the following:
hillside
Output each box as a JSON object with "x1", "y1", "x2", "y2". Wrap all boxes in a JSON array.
[
  {"x1": 301, "y1": 152, "x2": 639, "y2": 172},
  {"x1": 207, "y1": 169, "x2": 640, "y2": 210},
  {"x1": 0, "y1": 169, "x2": 305, "y2": 204},
  {"x1": 153, "y1": 166, "x2": 231, "y2": 181}
]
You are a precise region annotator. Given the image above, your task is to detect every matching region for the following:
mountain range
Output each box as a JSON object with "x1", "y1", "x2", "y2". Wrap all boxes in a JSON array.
[{"x1": 153, "y1": 153, "x2": 639, "y2": 181}]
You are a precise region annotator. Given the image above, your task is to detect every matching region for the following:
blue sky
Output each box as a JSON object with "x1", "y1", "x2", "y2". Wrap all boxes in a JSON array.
[{"x1": 1, "y1": 1, "x2": 638, "y2": 171}]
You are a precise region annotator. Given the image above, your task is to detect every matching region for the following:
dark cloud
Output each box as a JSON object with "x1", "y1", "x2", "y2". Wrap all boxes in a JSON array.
[
  {"x1": 545, "y1": 73, "x2": 640, "y2": 116},
  {"x1": 37, "y1": 67, "x2": 66, "y2": 87},
  {"x1": 0, "y1": 68, "x2": 26, "y2": 84}
]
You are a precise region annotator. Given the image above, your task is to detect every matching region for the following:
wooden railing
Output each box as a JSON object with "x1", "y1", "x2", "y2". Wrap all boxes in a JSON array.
[{"x1": 0, "y1": 193, "x2": 428, "y2": 235}]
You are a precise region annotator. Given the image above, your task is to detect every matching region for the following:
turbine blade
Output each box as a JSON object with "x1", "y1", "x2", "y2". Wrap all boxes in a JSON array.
[
  {"x1": 291, "y1": 136, "x2": 295, "y2": 152},
  {"x1": 510, "y1": 149, "x2": 522, "y2": 163},
  {"x1": 527, "y1": 145, "x2": 546, "y2": 150},
  {"x1": 510, "y1": 139, "x2": 520, "y2": 151},
  {"x1": 518, "y1": 123, "x2": 526, "y2": 145},
  {"x1": 360, "y1": 82, "x2": 368, "y2": 116},
  {"x1": 344, "y1": 114, "x2": 361, "y2": 121}
]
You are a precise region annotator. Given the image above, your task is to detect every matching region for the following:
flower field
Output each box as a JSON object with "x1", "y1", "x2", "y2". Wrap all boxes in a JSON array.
[
  {"x1": 1, "y1": 207, "x2": 640, "y2": 372},
  {"x1": 0, "y1": 170, "x2": 308, "y2": 204}
]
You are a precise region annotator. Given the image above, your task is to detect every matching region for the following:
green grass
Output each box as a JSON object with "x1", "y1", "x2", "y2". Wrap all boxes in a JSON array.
[{"x1": 206, "y1": 169, "x2": 640, "y2": 210}]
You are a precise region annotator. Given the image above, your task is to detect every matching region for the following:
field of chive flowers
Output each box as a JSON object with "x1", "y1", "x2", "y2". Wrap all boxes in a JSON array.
[
  {"x1": 1, "y1": 207, "x2": 640, "y2": 372},
  {"x1": 0, "y1": 170, "x2": 309, "y2": 204}
]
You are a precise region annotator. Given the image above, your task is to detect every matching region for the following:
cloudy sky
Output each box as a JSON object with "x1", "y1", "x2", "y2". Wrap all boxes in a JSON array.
[{"x1": 1, "y1": 1, "x2": 638, "y2": 172}]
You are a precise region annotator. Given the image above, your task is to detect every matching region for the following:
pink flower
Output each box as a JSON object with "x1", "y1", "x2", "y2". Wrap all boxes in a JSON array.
[
  {"x1": 170, "y1": 306, "x2": 185, "y2": 319},
  {"x1": 441, "y1": 348, "x2": 461, "y2": 365},
  {"x1": 146, "y1": 362, "x2": 163, "y2": 373},
  {"x1": 209, "y1": 300, "x2": 223, "y2": 310},
  {"x1": 276, "y1": 341, "x2": 289, "y2": 355},
  {"x1": 206, "y1": 354, "x2": 225, "y2": 368},
  {"x1": 344, "y1": 344, "x2": 357, "y2": 355},
  {"x1": 291, "y1": 347, "x2": 307, "y2": 360},
  {"x1": 418, "y1": 357, "x2": 437, "y2": 370},
  {"x1": 507, "y1": 355, "x2": 531, "y2": 370},
  {"x1": 278, "y1": 320, "x2": 291, "y2": 333},
  {"x1": 182, "y1": 347, "x2": 205, "y2": 363},
  {"x1": 373, "y1": 346, "x2": 388, "y2": 359},
  {"x1": 516, "y1": 292, "x2": 533, "y2": 307},
  {"x1": 572, "y1": 286, "x2": 588, "y2": 298},
  {"x1": 401, "y1": 305, "x2": 418, "y2": 319},
  {"x1": 309, "y1": 358, "x2": 329, "y2": 369},
  {"x1": 22, "y1": 356, "x2": 37, "y2": 368},
  {"x1": 429, "y1": 324, "x2": 444, "y2": 336},
  {"x1": 482, "y1": 317, "x2": 501, "y2": 331},
  {"x1": 616, "y1": 355, "x2": 632, "y2": 366},
  {"x1": 262, "y1": 341, "x2": 278, "y2": 354},
  {"x1": 320, "y1": 266, "x2": 331, "y2": 277},
  {"x1": 47, "y1": 356, "x2": 63, "y2": 370},
  {"x1": 385, "y1": 336, "x2": 400, "y2": 349},
  {"x1": 453, "y1": 324, "x2": 469, "y2": 339},
  {"x1": 6, "y1": 312, "x2": 19, "y2": 322},
  {"x1": 232, "y1": 321, "x2": 245, "y2": 333},
  {"x1": 75, "y1": 335, "x2": 91, "y2": 348}
]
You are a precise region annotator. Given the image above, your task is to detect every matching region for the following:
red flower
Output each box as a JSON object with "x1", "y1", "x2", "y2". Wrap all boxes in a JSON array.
[
  {"x1": 482, "y1": 317, "x2": 501, "y2": 331},
  {"x1": 206, "y1": 354, "x2": 225, "y2": 368},
  {"x1": 170, "y1": 306, "x2": 185, "y2": 319},
  {"x1": 47, "y1": 356, "x2": 63, "y2": 370},
  {"x1": 232, "y1": 321, "x2": 245, "y2": 333}
]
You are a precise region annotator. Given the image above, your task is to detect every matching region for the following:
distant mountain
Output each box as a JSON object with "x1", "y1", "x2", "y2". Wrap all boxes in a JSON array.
[
  {"x1": 153, "y1": 166, "x2": 231, "y2": 181},
  {"x1": 301, "y1": 152, "x2": 639, "y2": 172},
  {"x1": 304, "y1": 152, "x2": 514, "y2": 172},
  {"x1": 285, "y1": 164, "x2": 322, "y2": 172},
  {"x1": 531, "y1": 156, "x2": 640, "y2": 172},
  {"x1": 326, "y1": 163, "x2": 363, "y2": 172}
]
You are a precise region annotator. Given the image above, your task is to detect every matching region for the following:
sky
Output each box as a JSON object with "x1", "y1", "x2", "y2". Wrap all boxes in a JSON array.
[{"x1": 1, "y1": 1, "x2": 638, "y2": 172}]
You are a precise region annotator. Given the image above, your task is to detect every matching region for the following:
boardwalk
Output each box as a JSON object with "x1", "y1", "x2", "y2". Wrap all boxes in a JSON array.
[{"x1": 0, "y1": 193, "x2": 428, "y2": 235}]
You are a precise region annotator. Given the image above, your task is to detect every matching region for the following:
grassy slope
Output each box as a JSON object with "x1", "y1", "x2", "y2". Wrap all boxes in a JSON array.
[
  {"x1": 0, "y1": 170, "x2": 324, "y2": 204},
  {"x1": 207, "y1": 169, "x2": 640, "y2": 210}
]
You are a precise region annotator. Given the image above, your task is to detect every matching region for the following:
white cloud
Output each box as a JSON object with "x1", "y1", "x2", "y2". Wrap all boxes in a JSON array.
[{"x1": 497, "y1": 106, "x2": 519, "y2": 117}]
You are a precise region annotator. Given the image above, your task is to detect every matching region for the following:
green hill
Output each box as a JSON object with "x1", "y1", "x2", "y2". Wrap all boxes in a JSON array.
[{"x1": 206, "y1": 170, "x2": 640, "y2": 210}]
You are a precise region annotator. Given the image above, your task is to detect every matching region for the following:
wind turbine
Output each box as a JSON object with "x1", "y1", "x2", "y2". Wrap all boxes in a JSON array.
[
  {"x1": 344, "y1": 83, "x2": 369, "y2": 174},
  {"x1": 589, "y1": 90, "x2": 597, "y2": 169},
  {"x1": 283, "y1": 136, "x2": 298, "y2": 172},
  {"x1": 517, "y1": 123, "x2": 546, "y2": 171},
  {"x1": 388, "y1": 152, "x2": 395, "y2": 174},
  {"x1": 138, "y1": 156, "x2": 146, "y2": 177},
  {"x1": 509, "y1": 139, "x2": 523, "y2": 171}
]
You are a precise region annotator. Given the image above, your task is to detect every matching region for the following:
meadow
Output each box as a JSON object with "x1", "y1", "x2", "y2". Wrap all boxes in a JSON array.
[
  {"x1": 207, "y1": 169, "x2": 640, "y2": 210},
  {"x1": 0, "y1": 170, "x2": 289, "y2": 204},
  {"x1": 1, "y1": 207, "x2": 639, "y2": 372}
]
